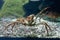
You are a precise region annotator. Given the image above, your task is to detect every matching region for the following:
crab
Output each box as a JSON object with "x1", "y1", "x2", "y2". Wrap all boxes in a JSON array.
[{"x1": 4, "y1": 7, "x2": 52, "y2": 35}]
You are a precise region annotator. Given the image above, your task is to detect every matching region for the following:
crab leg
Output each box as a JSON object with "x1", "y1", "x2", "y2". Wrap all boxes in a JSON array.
[
  {"x1": 45, "y1": 25, "x2": 49, "y2": 35},
  {"x1": 4, "y1": 22, "x2": 14, "y2": 30},
  {"x1": 11, "y1": 22, "x2": 16, "y2": 32},
  {"x1": 44, "y1": 23, "x2": 52, "y2": 31},
  {"x1": 36, "y1": 22, "x2": 51, "y2": 35},
  {"x1": 4, "y1": 22, "x2": 20, "y2": 32}
]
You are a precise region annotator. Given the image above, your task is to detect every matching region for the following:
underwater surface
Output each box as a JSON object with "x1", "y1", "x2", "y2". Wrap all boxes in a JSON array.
[{"x1": 0, "y1": 16, "x2": 60, "y2": 38}]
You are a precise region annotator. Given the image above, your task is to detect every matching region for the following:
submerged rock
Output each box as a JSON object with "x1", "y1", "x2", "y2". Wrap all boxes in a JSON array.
[{"x1": 0, "y1": 17, "x2": 60, "y2": 38}]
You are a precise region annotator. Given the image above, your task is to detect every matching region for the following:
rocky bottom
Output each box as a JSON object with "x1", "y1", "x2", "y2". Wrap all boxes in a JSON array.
[{"x1": 0, "y1": 17, "x2": 60, "y2": 38}]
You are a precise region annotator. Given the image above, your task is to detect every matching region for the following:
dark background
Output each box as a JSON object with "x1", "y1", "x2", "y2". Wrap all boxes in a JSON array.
[
  {"x1": 23, "y1": 0, "x2": 60, "y2": 17},
  {"x1": 0, "y1": 0, "x2": 4, "y2": 9}
]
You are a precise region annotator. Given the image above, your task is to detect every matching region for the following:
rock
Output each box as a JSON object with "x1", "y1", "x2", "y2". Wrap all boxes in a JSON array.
[{"x1": 0, "y1": 17, "x2": 60, "y2": 38}]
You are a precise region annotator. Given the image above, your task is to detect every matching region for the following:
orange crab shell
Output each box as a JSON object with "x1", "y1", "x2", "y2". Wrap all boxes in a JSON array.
[
  {"x1": 16, "y1": 18, "x2": 26, "y2": 24},
  {"x1": 26, "y1": 14, "x2": 35, "y2": 22}
]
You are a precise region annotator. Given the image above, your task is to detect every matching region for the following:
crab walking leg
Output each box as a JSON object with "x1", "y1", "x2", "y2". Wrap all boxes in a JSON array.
[
  {"x1": 4, "y1": 21, "x2": 20, "y2": 31},
  {"x1": 36, "y1": 22, "x2": 51, "y2": 35},
  {"x1": 36, "y1": 22, "x2": 51, "y2": 30},
  {"x1": 45, "y1": 25, "x2": 49, "y2": 35},
  {"x1": 35, "y1": 7, "x2": 49, "y2": 20},
  {"x1": 44, "y1": 22, "x2": 52, "y2": 31},
  {"x1": 4, "y1": 22, "x2": 15, "y2": 31},
  {"x1": 11, "y1": 22, "x2": 16, "y2": 32}
]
